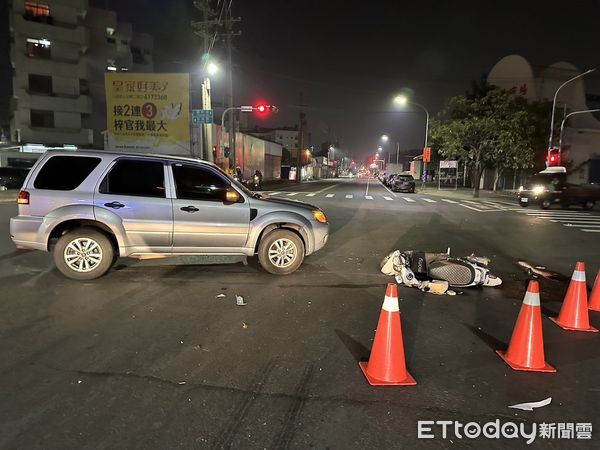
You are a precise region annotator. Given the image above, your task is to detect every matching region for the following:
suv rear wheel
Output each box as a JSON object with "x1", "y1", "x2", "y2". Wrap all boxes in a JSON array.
[
  {"x1": 258, "y1": 229, "x2": 305, "y2": 275},
  {"x1": 53, "y1": 228, "x2": 114, "y2": 280}
]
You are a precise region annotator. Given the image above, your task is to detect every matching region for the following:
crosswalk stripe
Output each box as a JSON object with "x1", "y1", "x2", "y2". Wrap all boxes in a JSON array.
[
  {"x1": 441, "y1": 199, "x2": 458, "y2": 204},
  {"x1": 326, "y1": 193, "x2": 335, "y2": 198},
  {"x1": 306, "y1": 193, "x2": 316, "y2": 197},
  {"x1": 550, "y1": 219, "x2": 600, "y2": 223},
  {"x1": 287, "y1": 192, "x2": 298, "y2": 196},
  {"x1": 365, "y1": 195, "x2": 373, "y2": 200},
  {"x1": 402, "y1": 197, "x2": 415, "y2": 202},
  {"x1": 463, "y1": 200, "x2": 480, "y2": 205},
  {"x1": 345, "y1": 194, "x2": 353, "y2": 199},
  {"x1": 422, "y1": 198, "x2": 436, "y2": 203},
  {"x1": 563, "y1": 224, "x2": 600, "y2": 228},
  {"x1": 523, "y1": 211, "x2": 592, "y2": 215},
  {"x1": 269, "y1": 192, "x2": 282, "y2": 195},
  {"x1": 582, "y1": 229, "x2": 600, "y2": 232},
  {"x1": 384, "y1": 196, "x2": 393, "y2": 201}
]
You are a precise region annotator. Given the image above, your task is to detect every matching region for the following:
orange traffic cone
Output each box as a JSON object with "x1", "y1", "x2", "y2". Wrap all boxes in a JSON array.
[
  {"x1": 496, "y1": 280, "x2": 556, "y2": 372},
  {"x1": 359, "y1": 283, "x2": 417, "y2": 386},
  {"x1": 550, "y1": 262, "x2": 598, "y2": 332},
  {"x1": 588, "y1": 270, "x2": 600, "y2": 312}
]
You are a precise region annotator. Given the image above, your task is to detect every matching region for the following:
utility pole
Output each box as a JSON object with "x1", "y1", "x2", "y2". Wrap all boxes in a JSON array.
[
  {"x1": 222, "y1": 2, "x2": 241, "y2": 170},
  {"x1": 297, "y1": 92, "x2": 307, "y2": 182}
]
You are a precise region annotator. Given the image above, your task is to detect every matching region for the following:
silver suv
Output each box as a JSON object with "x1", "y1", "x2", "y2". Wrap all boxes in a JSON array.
[{"x1": 10, "y1": 151, "x2": 329, "y2": 280}]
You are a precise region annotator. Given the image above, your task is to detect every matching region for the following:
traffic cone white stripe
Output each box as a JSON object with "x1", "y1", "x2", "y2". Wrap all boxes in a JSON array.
[
  {"x1": 523, "y1": 290, "x2": 540, "y2": 306},
  {"x1": 572, "y1": 270, "x2": 586, "y2": 282},
  {"x1": 382, "y1": 295, "x2": 399, "y2": 312}
]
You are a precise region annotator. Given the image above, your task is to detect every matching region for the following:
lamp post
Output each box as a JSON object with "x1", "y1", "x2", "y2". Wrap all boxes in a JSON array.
[
  {"x1": 199, "y1": 60, "x2": 219, "y2": 162},
  {"x1": 559, "y1": 108, "x2": 600, "y2": 152},
  {"x1": 328, "y1": 145, "x2": 335, "y2": 178},
  {"x1": 547, "y1": 69, "x2": 596, "y2": 159},
  {"x1": 394, "y1": 95, "x2": 429, "y2": 185},
  {"x1": 381, "y1": 134, "x2": 400, "y2": 164}
]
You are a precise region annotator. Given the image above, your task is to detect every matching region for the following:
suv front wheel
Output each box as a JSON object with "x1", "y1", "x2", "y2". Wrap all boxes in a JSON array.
[
  {"x1": 258, "y1": 229, "x2": 305, "y2": 275},
  {"x1": 53, "y1": 228, "x2": 114, "y2": 280}
]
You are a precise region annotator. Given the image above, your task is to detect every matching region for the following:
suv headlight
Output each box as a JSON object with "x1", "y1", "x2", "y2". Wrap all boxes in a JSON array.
[
  {"x1": 532, "y1": 185, "x2": 545, "y2": 195},
  {"x1": 312, "y1": 209, "x2": 327, "y2": 223}
]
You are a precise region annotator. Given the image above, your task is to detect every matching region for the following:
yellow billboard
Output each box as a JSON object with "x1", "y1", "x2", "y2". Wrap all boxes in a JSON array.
[{"x1": 105, "y1": 73, "x2": 190, "y2": 154}]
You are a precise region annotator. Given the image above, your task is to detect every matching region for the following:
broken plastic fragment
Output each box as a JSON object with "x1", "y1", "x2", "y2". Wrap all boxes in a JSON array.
[
  {"x1": 216, "y1": 293, "x2": 226, "y2": 298},
  {"x1": 242, "y1": 322, "x2": 249, "y2": 329},
  {"x1": 508, "y1": 397, "x2": 552, "y2": 411},
  {"x1": 236, "y1": 295, "x2": 247, "y2": 306}
]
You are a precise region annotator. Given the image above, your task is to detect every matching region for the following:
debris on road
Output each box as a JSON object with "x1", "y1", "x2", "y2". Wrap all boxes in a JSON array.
[
  {"x1": 216, "y1": 293, "x2": 226, "y2": 298},
  {"x1": 517, "y1": 260, "x2": 558, "y2": 279},
  {"x1": 381, "y1": 249, "x2": 502, "y2": 294},
  {"x1": 236, "y1": 295, "x2": 247, "y2": 306},
  {"x1": 508, "y1": 397, "x2": 552, "y2": 411},
  {"x1": 241, "y1": 322, "x2": 249, "y2": 329}
]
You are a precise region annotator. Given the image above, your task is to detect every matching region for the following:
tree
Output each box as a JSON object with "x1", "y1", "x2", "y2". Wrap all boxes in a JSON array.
[{"x1": 430, "y1": 89, "x2": 547, "y2": 197}]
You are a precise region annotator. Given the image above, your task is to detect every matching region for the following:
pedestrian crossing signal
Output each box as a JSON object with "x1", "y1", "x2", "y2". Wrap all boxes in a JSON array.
[{"x1": 547, "y1": 148, "x2": 560, "y2": 166}]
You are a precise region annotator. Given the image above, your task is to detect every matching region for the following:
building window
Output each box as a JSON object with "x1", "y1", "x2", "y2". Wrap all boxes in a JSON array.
[
  {"x1": 30, "y1": 110, "x2": 54, "y2": 128},
  {"x1": 28, "y1": 74, "x2": 52, "y2": 95},
  {"x1": 79, "y1": 79, "x2": 89, "y2": 95},
  {"x1": 24, "y1": 2, "x2": 50, "y2": 21},
  {"x1": 107, "y1": 37, "x2": 116, "y2": 44},
  {"x1": 26, "y1": 38, "x2": 51, "y2": 58},
  {"x1": 131, "y1": 47, "x2": 145, "y2": 64},
  {"x1": 106, "y1": 27, "x2": 115, "y2": 36},
  {"x1": 122, "y1": 40, "x2": 129, "y2": 45},
  {"x1": 106, "y1": 59, "x2": 117, "y2": 72}
]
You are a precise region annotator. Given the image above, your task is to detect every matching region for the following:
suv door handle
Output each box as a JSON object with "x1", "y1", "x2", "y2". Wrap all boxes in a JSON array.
[
  {"x1": 104, "y1": 201, "x2": 125, "y2": 209},
  {"x1": 180, "y1": 205, "x2": 199, "y2": 213}
]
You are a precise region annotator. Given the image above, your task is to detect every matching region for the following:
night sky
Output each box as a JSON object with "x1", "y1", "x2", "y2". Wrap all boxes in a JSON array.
[{"x1": 7, "y1": 1, "x2": 600, "y2": 159}]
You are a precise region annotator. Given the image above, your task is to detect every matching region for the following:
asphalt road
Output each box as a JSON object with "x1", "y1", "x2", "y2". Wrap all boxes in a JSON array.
[{"x1": 1, "y1": 177, "x2": 599, "y2": 448}]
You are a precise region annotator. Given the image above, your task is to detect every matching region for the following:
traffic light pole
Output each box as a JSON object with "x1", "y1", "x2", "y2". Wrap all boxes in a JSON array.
[{"x1": 558, "y1": 108, "x2": 600, "y2": 153}]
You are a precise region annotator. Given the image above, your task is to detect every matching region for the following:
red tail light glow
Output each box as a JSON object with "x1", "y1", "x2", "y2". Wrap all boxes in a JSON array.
[{"x1": 17, "y1": 190, "x2": 30, "y2": 205}]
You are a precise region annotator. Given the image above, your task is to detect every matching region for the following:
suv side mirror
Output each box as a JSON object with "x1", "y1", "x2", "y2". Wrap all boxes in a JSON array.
[{"x1": 223, "y1": 188, "x2": 241, "y2": 204}]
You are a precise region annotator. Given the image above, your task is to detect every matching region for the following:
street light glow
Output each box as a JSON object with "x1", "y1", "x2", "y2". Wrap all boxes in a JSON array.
[
  {"x1": 394, "y1": 95, "x2": 408, "y2": 106},
  {"x1": 381, "y1": 134, "x2": 389, "y2": 142},
  {"x1": 207, "y1": 62, "x2": 219, "y2": 76}
]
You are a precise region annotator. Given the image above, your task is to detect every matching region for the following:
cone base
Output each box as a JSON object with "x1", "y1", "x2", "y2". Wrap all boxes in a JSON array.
[
  {"x1": 496, "y1": 350, "x2": 556, "y2": 373},
  {"x1": 359, "y1": 361, "x2": 417, "y2": 386},
  {"x1": 549, "y1": 317, "x2": 598, "y2": 332}
]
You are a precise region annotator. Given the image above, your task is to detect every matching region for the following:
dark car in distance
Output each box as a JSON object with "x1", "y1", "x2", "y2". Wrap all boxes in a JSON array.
[{"x1": 391, "y1": 174, "x2": 416, "y2": 193}]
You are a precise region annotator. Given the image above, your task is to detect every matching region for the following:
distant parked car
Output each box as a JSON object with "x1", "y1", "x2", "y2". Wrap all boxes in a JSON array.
[
  {"x1": 391, "y1": 174, "x2": 416, "y2": 193},
  {"x1": 0, "y1": 167, "x2": 29, "y2": 189}
]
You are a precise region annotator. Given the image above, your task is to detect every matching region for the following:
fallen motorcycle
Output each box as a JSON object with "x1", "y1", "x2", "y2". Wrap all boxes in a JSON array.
[{"x1": 381, "y1": 249, "x2": 502, "y2": 294}]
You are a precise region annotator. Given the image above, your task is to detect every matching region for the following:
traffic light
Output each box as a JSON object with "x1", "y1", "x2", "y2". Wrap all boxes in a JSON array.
[
  {"x1": 254, "y1": 104, "x2": 278, "y2": 114},
  {"x1": 547, "y1": 148, "x2": 561, "y2": 166}
]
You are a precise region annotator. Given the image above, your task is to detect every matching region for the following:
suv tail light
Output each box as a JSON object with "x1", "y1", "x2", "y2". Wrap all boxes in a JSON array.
[{"x1": 17, "y1": 190, "x2": 30, "y2": 205}]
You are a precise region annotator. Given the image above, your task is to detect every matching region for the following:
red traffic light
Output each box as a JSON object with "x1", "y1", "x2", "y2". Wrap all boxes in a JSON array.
[
  {"x1": 254, "y1": 104, "x2": 278, "y2": 114},
  {"x1": 547, "y1": 148, "x2": 561, "y2": 166}
]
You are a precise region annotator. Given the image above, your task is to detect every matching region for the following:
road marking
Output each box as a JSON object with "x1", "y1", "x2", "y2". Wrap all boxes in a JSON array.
[
  {"x1": 523, "y1": 211, "x2": 592, "y2": 215},
  {"x1": 287, "y1": 193, "x2": 298, "y2": 196},
  {"x1": 441, "y1": 199, "x2": 458, "y2": 204},
  {"x1": 494, "y1": 200, "x2": 519, "y2": 206},
  {"x1": 384, "y1": 196, "x2": 393, "y2": 201},
  {"x1": 269, "y1": 192, "x2": 282, "y2": 195},
  {"x1": 458, "y1": 203, "x2": 485, "y2": 212},
  {"x1": 422, "y1": 198, "x2": 437, "y2": 203},
  {"x1": 582, "y1": 229, "x2": 600, "y2": 232},
  {"x1": 366, "y1": 176, "x2": 370, "y2": 197},
  {"x1": 402, "y1": 197, "x2": 415, "y2": 202},
  {"x1": 326, "y1": 194, "x2": 335, "y2": 198},
  {"x1": 463, "y1": 200, "x2": 481, "y2": 205},
  {"x1": 314, "y1": 183, "x2": 341, "y2": 194},
  {"x1": 378, "y1": 179, "x2": 398, "y2": 197},
  {"x1": 345, "y1": 194, "x2": 353, "y2": 199},
  {"x1": 563, "y1": 224, "x2": 600, "y2": 228},
  {"x1": 306, "y1": 193, "x2": 316, "y2": 197},
  {"x1": 550, "y1": 219, "x2": 600, "y2": 224},
  {"x1": 365, "y1": 195, "x2": 373, "y2": 200}
]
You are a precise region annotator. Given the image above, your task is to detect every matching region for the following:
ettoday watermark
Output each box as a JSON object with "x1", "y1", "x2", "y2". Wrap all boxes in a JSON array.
[{"x1": 417, "y1": 420, "x2": 592, "y2": 444}]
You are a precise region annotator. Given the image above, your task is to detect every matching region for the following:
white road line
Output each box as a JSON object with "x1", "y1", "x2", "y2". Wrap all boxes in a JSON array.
[
  {"x1": 326, "y1": 193, "x2": 335, "y2": 198},
  {"x1": 527, "y1": 214, "x2": 595, "y2": 219},
  {"x1": 523, "y1": 211, "x2": 592, "y2": 215},
  {"x1": 384, "y1": 196, "x2": 393, "y2": 201},
  {"x1": 378, "y1": 179, "x2": 398, "y2": 197},
  {"x1": 582, "y1": 229, "x2": 600, "y2": 233},
  {"x1": 345, "y1": 194, "x2": 353, "y2": 199},
  {"x1": 365, "y1": 195, "x2": 373, "y2": 200},
  {"x1": 422, "y1": 198, "x2": 437, "y2": 203},
  {"x1": 269, "y1": 192, "x2": 282, "y2": 195},
  {"x1": 463, "y1": 200, "x2": 480, "y2": 205},
  {"x1": 306, "y1": 193, "x2": 316, "y2": 197},
  {"x1": 495, "y1": 201, "x2": 519, "y2": 206},
  {"x1": 314, "y1": 183, "x2": 341, "y2": 194},
  {"x1": 563, "y1": 224, "x2": 600, "y2": 228},
  {"x1": 550, "y1": 219, "x2": 600, "y2": 224},
  {"x1": 458, "y1": 203, "x2": 485, "y2": 212},
  {"x1": 441, "y1": 199, "x2": 458, "y2": 204},
  {"x1": 287, "y1": 192, "x2": 298, "y2": 196},
  {"x1": 402, "y1": 197, "x2": 415, "y2": 202}
]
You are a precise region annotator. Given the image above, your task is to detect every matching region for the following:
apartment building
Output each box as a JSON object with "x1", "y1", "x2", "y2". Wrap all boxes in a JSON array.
[{"x1": 7, "y1": 0, "x2": 153, "y2": 148}]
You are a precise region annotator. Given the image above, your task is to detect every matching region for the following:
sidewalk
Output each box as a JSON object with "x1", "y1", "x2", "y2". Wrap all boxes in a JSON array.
[
  {"x1": 0, "y1": 190, "x2": 18, "y2": 203},
  {"x1": 417, "y1": 185, "x2": 518, "y2": 202}
]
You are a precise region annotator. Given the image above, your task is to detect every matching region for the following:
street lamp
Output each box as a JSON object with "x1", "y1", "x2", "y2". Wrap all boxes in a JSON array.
[
  {"x1": 559, "y1": 108, "x2": 600, "y2": 152},
  {"x1": 381, "y1": 134, "x2": 389, "y2": 142},
  {"x1": 547, "y1": 68, "x2": 596, "y2": 158},
  {"x1": 381, "y1": 134, "x2": 400, "y2": 164},
  {"x1": 206, "y1": 61, "x2": 219, "y2": 76},
  {"x1": 199, "y1": 57, "x2": 220, "y2": 162},
  {"x1": 394, "y1": 94, "x2": 430, "y2": 185}
]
